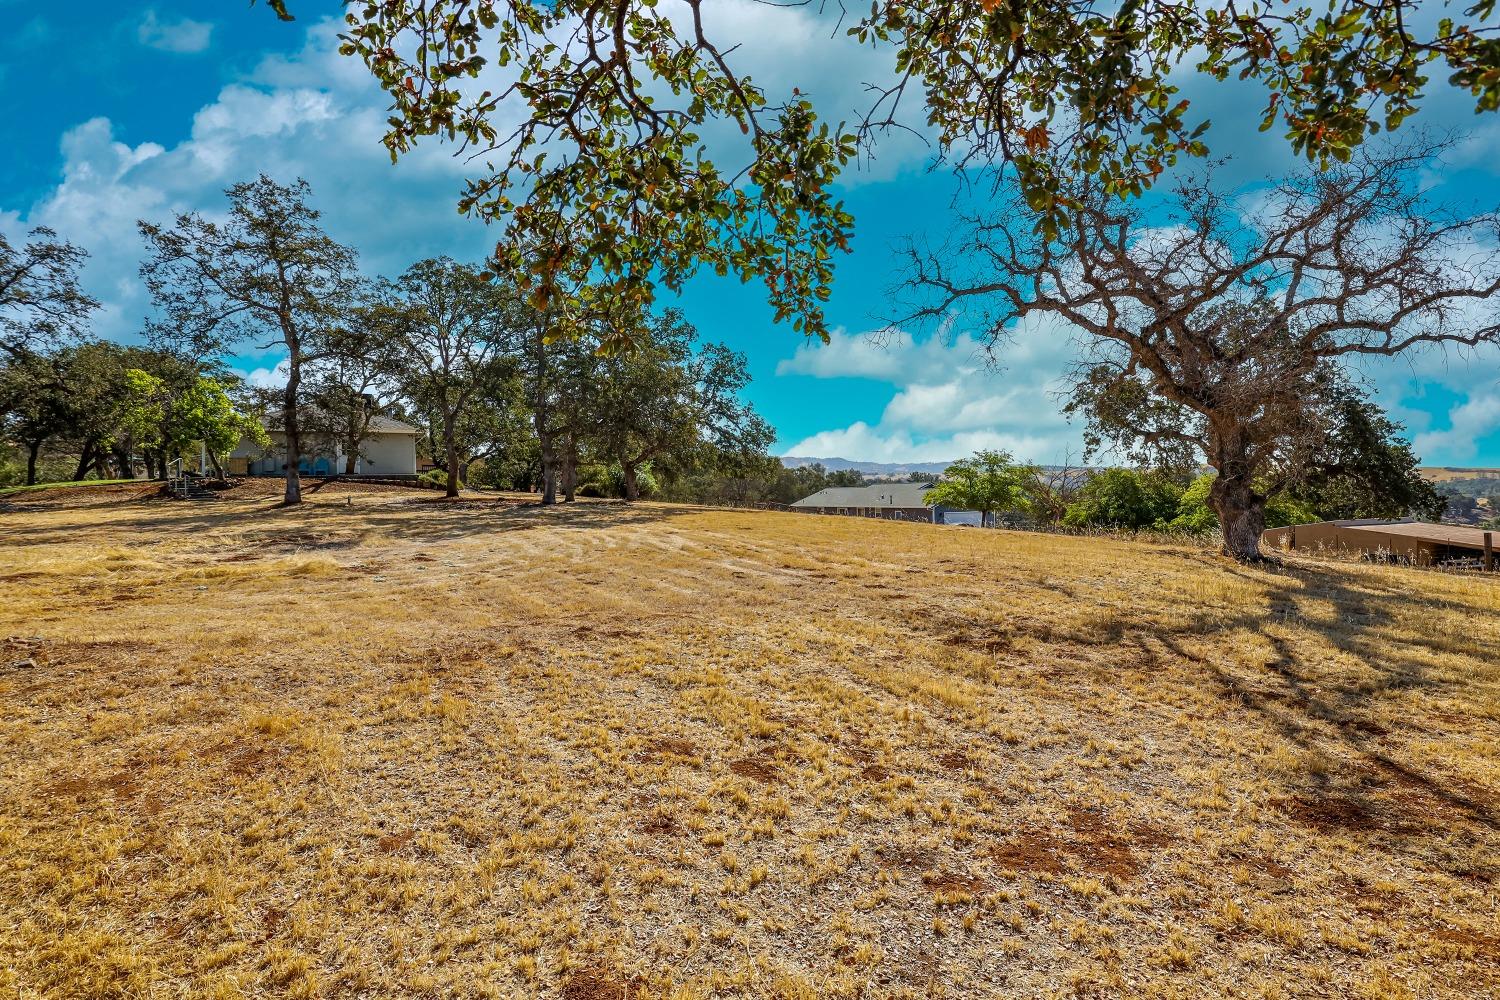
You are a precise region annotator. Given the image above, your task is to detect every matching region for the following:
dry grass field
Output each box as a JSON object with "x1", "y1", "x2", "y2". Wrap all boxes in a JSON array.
[{"x1": 2, "y1": 484, "x2": 1497, "y2": 999}]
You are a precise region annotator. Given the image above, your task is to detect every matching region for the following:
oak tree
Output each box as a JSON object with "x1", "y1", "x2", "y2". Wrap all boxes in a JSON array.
[
  {"x1": 139, "y1": 176, "x2": 360, "y2": 505},
  {"x1": 901, "y1": 142, "x2": 1500, "y2": 558},
  {"x1": 380, "y1": 258, "x2": 519, "y2": 499},
  {"x1": 925, "y1": 450, "x2": 1036, "y2": 527},
  {"x1": 0, "y1": 228, "x2": 98, "y2": 360}
]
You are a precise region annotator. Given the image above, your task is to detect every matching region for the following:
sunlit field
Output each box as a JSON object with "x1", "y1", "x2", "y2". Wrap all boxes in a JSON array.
[{"x1": 2, "y1": 483, "x2": 1496, "y2": 999}]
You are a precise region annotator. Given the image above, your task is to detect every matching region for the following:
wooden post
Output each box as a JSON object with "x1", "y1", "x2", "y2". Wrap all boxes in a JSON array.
[{"x1": 1485, "y1": 531, "x2": 1494, "y2": 572}]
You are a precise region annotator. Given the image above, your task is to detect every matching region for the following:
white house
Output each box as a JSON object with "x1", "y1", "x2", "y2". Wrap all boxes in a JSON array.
[{"x1": 228, "y1": 416, "x2": 420, "y2": 477}]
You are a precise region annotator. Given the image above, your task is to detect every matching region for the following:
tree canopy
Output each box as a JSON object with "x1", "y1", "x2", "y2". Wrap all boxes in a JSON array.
[
  {"x1": 925, "y1": 450, "x2": 1036, "y2": 526},
  {"x1": 0, "y1": 228, "x2": 98, "y2": 360},
  {"x1": 258, "y1": 0, "x2": 1500, "y2": 341}
]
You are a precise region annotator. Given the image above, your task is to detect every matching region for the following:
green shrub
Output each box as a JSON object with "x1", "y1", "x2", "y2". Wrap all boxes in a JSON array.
[
  {"x1": 578, "y1": 462, "x2": 659, "y2": 499},
  {"x1": 1063, "y1": 469, "x2": 1184, "y2": 530},
  {"x1": 1164, "y1": 473, "x2": 1317, "y2": 533},
  {"x1": 417, "y1": 468, "x2": 461, "y2": 490}
]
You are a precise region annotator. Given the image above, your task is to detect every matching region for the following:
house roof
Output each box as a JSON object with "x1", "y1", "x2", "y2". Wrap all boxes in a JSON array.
[
  {"x1": 264, "y1": 414, "x2": 419, "y2": 436},
  {"x1": 365, "y1": 416, "x2": 419, "y2": 435},
  {"x1": 1336, "y1": 519, "x2": 1494, "y2": 550},
  {"x1": 791, "y1": 482, "x2": 935, "y2": 509}
]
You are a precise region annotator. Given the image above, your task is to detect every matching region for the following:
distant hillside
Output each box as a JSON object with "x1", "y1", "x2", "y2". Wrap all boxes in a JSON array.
[
  {"x1": 1420, "y1": 467, "x2": 1500, "y2": 483},
  {"x1": 780, "y1": 456, "x2": 1100, "y2": 478},
  {"x1": 786, "y1": 460, "x2": 1500, "y2": 482},
  {"x1": 780, "y1": 456, "x2": 956, "y2": 476}
]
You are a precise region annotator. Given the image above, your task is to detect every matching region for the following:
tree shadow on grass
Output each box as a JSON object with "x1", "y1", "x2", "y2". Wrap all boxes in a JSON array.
[
  {"x1": 917, "y1": 551, "x2": 1498, "y2": 867},
  {"x1": 1133, "y1": 563, "x2": 1500, "y2": 857},
  {"x1": 0, "y1": 492, "x2": 710, "y2": 550}
]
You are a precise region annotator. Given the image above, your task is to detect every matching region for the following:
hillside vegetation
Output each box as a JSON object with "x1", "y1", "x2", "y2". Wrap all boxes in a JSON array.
[{"x1": 1, "y1": 488, "x2": 1497, "y2": 998}]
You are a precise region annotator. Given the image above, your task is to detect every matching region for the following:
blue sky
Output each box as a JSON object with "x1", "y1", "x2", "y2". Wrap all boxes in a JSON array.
[{"x1": 5, "y1": 1, "x2": 1498, "y2": 466}]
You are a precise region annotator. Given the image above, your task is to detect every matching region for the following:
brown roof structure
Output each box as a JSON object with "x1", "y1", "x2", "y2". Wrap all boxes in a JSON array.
[{"x1": 1263, "y1": 519, "x2": 1495, "y2": 566}]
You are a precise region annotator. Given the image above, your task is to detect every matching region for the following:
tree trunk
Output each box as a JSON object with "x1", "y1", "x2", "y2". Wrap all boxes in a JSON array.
[
  {"x1": 444, "y1": 411, "x2": 460, "y2": 499},
  {"x1": 343, "y1": 436, "x2": 358, "y2": 476},
  {"x1": 622, "y1": 461, "x2": 640, "y2": 502},
  {"x1": 112, "y1": 445, "x2": 135, "y2": 480},
  {"x1": 562, "y1": 433, "x2": 577, "y2": 503},
  {"x1": 282, "y1": 349, "x2": 303, "y2": 506},
  {"x1": 25, "y1": 441, "x2": 40, "y2": 486},
  {"x1": 72, "y1": 441, "x2": 96, "y2": 482},
  {"x1": 538, "y1": 428, "x2": 558, "y2": 505},
  {"x1": 1209, "y1": 438, "x2": 1268, "y2": 560}
]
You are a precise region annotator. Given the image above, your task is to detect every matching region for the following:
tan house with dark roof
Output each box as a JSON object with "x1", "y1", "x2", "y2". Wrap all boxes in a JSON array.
[{"x1": 790, "y1": 482, "x2": 970, "y2": 523}]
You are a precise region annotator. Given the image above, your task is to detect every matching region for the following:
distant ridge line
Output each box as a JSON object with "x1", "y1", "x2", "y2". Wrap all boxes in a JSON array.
[{"x1": 779, "y1": 456, "x2": 955, "y2": 475}]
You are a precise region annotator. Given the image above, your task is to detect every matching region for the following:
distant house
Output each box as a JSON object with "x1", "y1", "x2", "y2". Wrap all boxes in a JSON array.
[
  {"x1": 227, "y1": 416, "x2": 420, "y2": 477},
  {"x1": 790, "y1": 482, "x2": 968, "y2": 523},
  {"x1": 1263, "y1": 518, "x2": 1496, "y2": 567}
]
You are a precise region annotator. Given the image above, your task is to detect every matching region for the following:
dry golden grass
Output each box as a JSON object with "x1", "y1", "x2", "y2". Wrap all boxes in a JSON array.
[{"x1": 1, "y1": 485, "x2": 1497, "y2": 999}]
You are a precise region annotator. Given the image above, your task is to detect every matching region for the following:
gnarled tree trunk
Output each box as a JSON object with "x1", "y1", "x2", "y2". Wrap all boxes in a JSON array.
[
  {"x1": 443, "y1": 410, "x2": 460, "y2": 499},
  {"x1": 621, "y1": 461, "x2": 640, "y2": 502},
  {"x1": 1209, "y1": 430, "x2": 1267, "y2": 560}
]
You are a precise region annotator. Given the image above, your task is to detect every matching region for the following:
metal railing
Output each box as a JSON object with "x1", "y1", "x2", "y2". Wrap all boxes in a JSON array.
[{"x1": 165, "y1": 457, "x2": 186, "y2": 499}]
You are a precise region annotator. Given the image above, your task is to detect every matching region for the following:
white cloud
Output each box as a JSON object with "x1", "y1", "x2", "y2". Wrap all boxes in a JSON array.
[
  {"x1": 1351, "y1": 343, "x2": 1500, "y2": 465},
  {"x1": 7, "y1": 18, "x2": 488, "y2": 343},
  {"x1": 1413, "y1": 389, "x2": 1500, "y2": 462},
  {"x1": 237, "y1": 359, "x2": 290, "y2": 390},
  {"x1": 138, "y1": 10, "x2": 213, "y2": 54},
  {"x1": 777, "y1": 316, "x2": 1089, "y2": 465}
]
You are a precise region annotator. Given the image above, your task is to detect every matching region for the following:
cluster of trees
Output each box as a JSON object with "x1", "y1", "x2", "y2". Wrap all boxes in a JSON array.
[
  {"x1": 15, "y1": 0, "x2": 1500, "y2": 559},
  {"x1": 2, "y1": 178, "x2": 773, "y2": 502},
  {"x1": 658, "y1": 460, "x2": 870, "y2": 508},
  {"x1": 261, "y1": 1, "x2": 1500, "y2": 560},
  {"x1": 927, "y1": 388, "x2": 1444, "y2": 538},
  {"x1": 0, "y1": 341, "x2": 264, "y2": 486},
  {"x1": 1434, "y1": 478, "x2": 1500, "y2": 529}
]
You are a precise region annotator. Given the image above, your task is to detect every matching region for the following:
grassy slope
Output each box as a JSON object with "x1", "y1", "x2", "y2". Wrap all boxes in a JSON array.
[
  {"x1": 0, "y1": 479, "x2": 139, "y2": 497},
  {"x1": 1, "y1": 490, "x2": 1496, "y2": 999}
]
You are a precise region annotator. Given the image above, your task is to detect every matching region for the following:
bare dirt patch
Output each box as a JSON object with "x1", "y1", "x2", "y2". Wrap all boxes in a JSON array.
[
  {"x1": 1273, "y1": 794, "x2": 1392, "y2": 833},
  {"x1": 727, "y1": 755, "x2": 778, "y2": 784},
  {"x1": 633, "y1": 737, "x2": 700, "y2": 764},
  {"x1": 990, "y1": 830, "x2": 1072, "y2": 875},
  {"x1": 376, "y1": 831, "x2": 415, "y2": 854},
  {"x1": 934, "y1": 749, "x2": 972, "y2": 772},
  {"x1": 560, "y1": 967, "x2": 645, "y2": 1000},
  {"x1": 1429, "y1": 926, "x2": 1500, "y2": 962}
]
